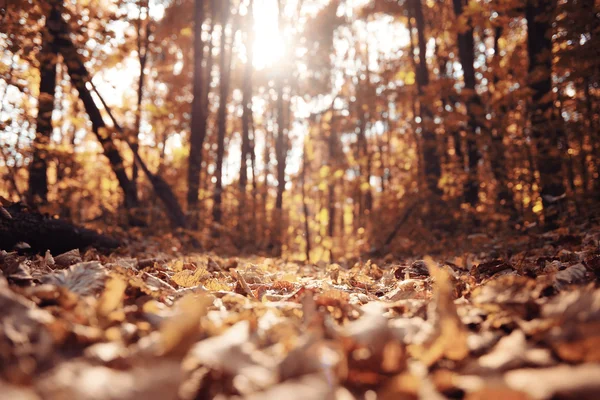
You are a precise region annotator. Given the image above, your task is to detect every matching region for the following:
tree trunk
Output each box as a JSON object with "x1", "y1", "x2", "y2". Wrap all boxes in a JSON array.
[
  {"x1": 489, "y1": 25, "x2": 517, "y2": 216},
  {"x1": 89, "y1": 81, "x2": 188, "y2": 229},
  {"x1": 271, "y1": 0, "x2": 288, "y2": 255},
  {"x1": 327, "y1": 101, "x2": 337, "y2": 258},
  {"x1": 28, "y1": 2, "x2": 59, "y2": 205},
  {"x1": 526, "y1": 0, "x2": 566, "y2": 229},
  {"x1": 273, "y1": 75, "x2": 287, "y2": 254},
  {"x1": 356, "y1": 109, "x2": 371, "y2": 221},
  {"x1": 53, "y1": 9, "x2": 137, "y2": 209},
  {"x1": 132, "y1": 0, "x2": 150, "y2": 193},
  {"x1": 212, "y1": 0, "x2": 231, "y2": 232},
  {"x1": 452, "y1": 0, "x2": 481, "y2": 207},
  {"x1": 53, "y1": 13, "x2": 186, "y2": 228},
  {"x1": 301, "y1": 141, "x2": 311, "y2": 262},
  {"x1": 411, "y1": 0, "x2": 441, "y2": 196},
  {"x1": 238, "y1": 0, "x2": 254, "y2": 239},
  {"x1": 187, "y1": 0, "x2": 208, "y2": 228}
]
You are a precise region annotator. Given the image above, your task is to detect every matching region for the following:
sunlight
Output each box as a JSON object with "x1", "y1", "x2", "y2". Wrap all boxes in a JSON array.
[{"x1": 252, "y1": 0, "x2": 285, "y2": 70}]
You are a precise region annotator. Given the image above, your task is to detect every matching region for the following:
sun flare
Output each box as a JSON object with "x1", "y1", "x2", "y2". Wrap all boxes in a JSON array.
[{"x1": 252, "y1": 0, "x2": 286, "y2": 70}]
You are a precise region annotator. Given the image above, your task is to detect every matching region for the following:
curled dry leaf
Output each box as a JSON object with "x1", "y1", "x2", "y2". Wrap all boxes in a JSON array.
[
  {"x1": 245, "y1": 373, "x2": 339, "y2": 400},
  {"x1": 35, "y1": 359, "x2": 183, "y2": 400},
  {"x1": 158, "y1": 293, "x2": 212, "y2": 357},
  {"x1": 465, "y1": 330, "x2": 555, "y2": 373},
  {"x1": 504, "y1": 364, "x2": 600, "y2": 400},
  {"x1": 186, "y1": 320, "x2": 277, "y2": 394},
  {"x1": 41, "y1": 261, "x2": 107, "y2": 297},
  {"x1": 553, "y1": 263, "x2": 589, "y2": 290},
  {"x1": 52, "y1": 249, "x2": 82, "y2": 268},
  {"x1": 0, "y1": 283, "x2": 57, "y2": 383},
  {"x1": 97, "y1": 275, "x2": 127, "y2": 318},
  {"x1": 409, "y1": 258, "x2": 469, "y2": 366}
]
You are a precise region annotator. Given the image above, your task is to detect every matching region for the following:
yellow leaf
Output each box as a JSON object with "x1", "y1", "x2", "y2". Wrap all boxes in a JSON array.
[
  {"x1": 180, "y1": 27, "x2": 193, "y2": 37},
  {"x1": 404, "y1": 71, "x2": 415, "y2": 85},
  {"x1": 319, "y1": 165, "x2": 331, "y2": 179},
  {"x1": 97, "y1": 276, "x2": 127, "y2": 318}
]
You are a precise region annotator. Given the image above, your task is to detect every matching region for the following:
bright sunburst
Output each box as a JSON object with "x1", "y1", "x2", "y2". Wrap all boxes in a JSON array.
[{"x1": 251, "y1": 0, "x2": 286, "y2": 70}]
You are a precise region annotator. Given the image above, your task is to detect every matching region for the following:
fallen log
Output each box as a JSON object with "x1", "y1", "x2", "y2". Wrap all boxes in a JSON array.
[{"x1": 0, "y1": 203, "x2": 121, "y2": 254}]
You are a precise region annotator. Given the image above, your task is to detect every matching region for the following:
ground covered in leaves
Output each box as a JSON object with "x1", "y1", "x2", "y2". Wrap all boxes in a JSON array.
[{"x1": 2, "y1": 224, "x2": 600, "y2": 400}]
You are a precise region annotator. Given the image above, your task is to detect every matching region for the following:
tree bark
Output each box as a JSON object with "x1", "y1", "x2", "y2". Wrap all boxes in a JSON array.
[
  {"x1": 89, "y1": 81, "x2": 188, "y2": 229},
  {"x1": 526, "y1": 0, "x2": 566, "y2": 229},
  {"x1": 53, "y1": 9, "x2": 138, "y2": 209},
  {"x1": 452, "y1": 0, "x2": 481, "y2": 207},
  {"x1": 187, "y1": 0, "x2": 208, "y2": 228},
  {"x1": 28, "y1": 1, "x2": 59, "y2": 205},
  {"x1": 271, "y1": 0, "x2": 288, "y2": 255},
  {"x1": 411, "y1": 0, "x2": 441, "y2": 196},
  {"x1": 489, "y1": 25, "x2": 517, "y2": 216},
  {"x1": 238, "y1": 0, "x2": 254, "y2": 239},
  {"x1": 212, "y1": 0, "x2": 231, "y2": 232},
  {"x1": 132, "y1": 0, "x2": 151, "y2": 194},
  {"x1": 301, "y1": 140, "x2": 311, "y2": 262}
]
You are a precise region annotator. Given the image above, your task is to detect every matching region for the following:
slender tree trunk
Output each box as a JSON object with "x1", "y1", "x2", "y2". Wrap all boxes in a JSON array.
[
  {"x1": 356, "y1": 109, "x2": 371, "y2": 221},
  {"x1": 327, "y1": 102, "x2": 337, "y2": 257},
  {"x1": 132, "y1": 0, "x2": 150, "y2": 193},
  {"x1": 526, "y1": 0, "x2": 566, "y2": 229},
  {"x1": 89, "y1": 81, "x2": 188, "y2": 229},
  {"x1": 452, "y1": 0, "x2": 481, "y2": 207},
  {"x1": 489, "y1": 25, "x2": 517, "y2": 216},
  {"x1": 301, "y1": 141, "x2": 311, "y2": 262},
  {"x1": 53, "y1": 9, "x2": 137, "y2": 209},
  {"x1": 197, "y1": 0, "x2": 217, "y2": 213},
  {"x1": 212, "y1": 0, "x2": 231, "y2": 233},
  {"x1": 411, "y1": 0, "x2": 441, "y2": 196},
  {"x1": 28, "y1": 1, "x2": 59, "y2": 205},
  {"x1": 238, "y1": 0, "x2": 254, "y2": 240},
  {"x1": 579, "y1": 78, "x2": 591, "y2": 192},
  {"x1": 271, "y1": 0, "x2": 289, "y2": 255},
  {"x1": 273, "y1": 76, "x2": 287, "y2": 254},
  {"x1": 263, "y1": 121, "x2": 272, "y2": 246},
  {"x1": 187, "y1": 0, "x2": 207, "y2": 227}
]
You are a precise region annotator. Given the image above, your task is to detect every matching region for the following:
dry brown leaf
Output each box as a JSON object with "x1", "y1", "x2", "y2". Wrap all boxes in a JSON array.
[
  {"x1": 97, "y1": 275, "x2": 127, "y2": 318},
  {"x1": 40, "y1": 261, "x2": 107, "y2": 296},
  {"x1": 158, "y1": 293, "x2": 212, "y2": 357},
  {"x1": 409, "y1": 257, "x2": 469, "y2": 366},
  {"x1": 504, "y1": 364, "x2": 600, "y2": 399}
]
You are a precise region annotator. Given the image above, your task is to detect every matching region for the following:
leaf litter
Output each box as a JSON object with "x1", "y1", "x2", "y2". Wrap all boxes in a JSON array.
[{"x1": 1, "y1": 226, "x2": 600, "y2": 399}]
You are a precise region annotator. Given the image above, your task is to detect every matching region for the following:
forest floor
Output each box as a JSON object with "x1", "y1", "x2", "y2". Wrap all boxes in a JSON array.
[{"x1": 2, "y1": 222, "x2": 600, "y2": 400}]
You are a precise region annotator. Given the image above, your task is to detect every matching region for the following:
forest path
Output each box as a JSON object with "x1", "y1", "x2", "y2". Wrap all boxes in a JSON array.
[{"x1": 1, "y1": 225, "x2": 600, "y2": 399}]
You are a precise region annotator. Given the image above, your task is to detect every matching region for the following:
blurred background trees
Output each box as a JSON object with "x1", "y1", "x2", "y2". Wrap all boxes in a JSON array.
[{"x1": 1, "y1": 0, "x2": 598, "y2": 260}]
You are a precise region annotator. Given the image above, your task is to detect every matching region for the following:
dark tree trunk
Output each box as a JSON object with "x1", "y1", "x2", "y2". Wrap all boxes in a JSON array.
[
  {"x1": 327, "y1": 102, "x2": 337, "y2": 246},
  {"x1": 132, "y1": 0, "x2": 150, "y2": 192},
  {"x1": 356, "y1": 109, "x2": 371, "y2": 220},
  {"x1": 263, "y1": 121, "x2": 272, "y2": 245},
  {"x1": 238, "y1": 0, "x2": 254, "y2": 238},
  {"x1": 526, "y1": 0, "x2": 566, "y2": 229},
  {"x1": 53, "y1": 9, "x2": 137, "y2": 209},
  {"x1": 249, "y1": 109, "x2": 258, "y2": 236},
  {"x1": 0, "y1": 203, "x2": 120, "y2": 254},
  {"x1": 301, "y1": 142, "x2": 311, "y2": 263},
  {"x1": 212, "y1": 0, "x2": 232, "y2": 231},
  {"x1": 273, "y1": 75, "x2": 287, "y2": 254},
  {"x1": 411, "y1": 0, "x2": 441, "y2": 196},
  {"x1": 187, "y1": 0, "x2": 208, "y2": 228},
  {"x1": 452, "y1": 0, "x2": 481, "y2": 207},
  {"x1": 52, "y1": 13, "x2": 186, "y2": 228},
  {"x1": 89, "y1": 81, "x2": 188, "y2": 229},
  {"x1": 28, "y1": 2, "x2": 59, "y2": 205},
  {"x1": 489, "y1": 25, "x2": 517, "y2": 216}
]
